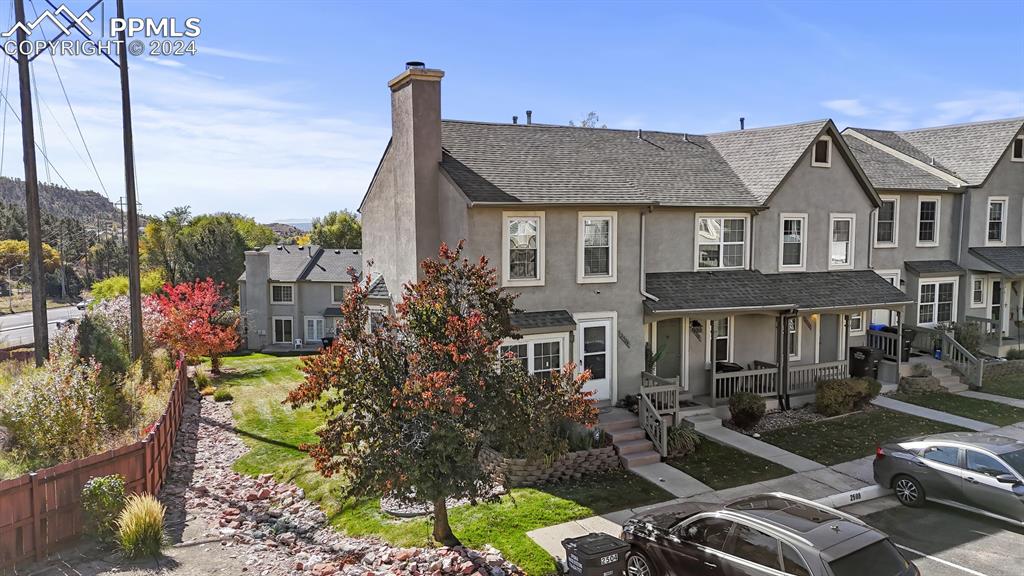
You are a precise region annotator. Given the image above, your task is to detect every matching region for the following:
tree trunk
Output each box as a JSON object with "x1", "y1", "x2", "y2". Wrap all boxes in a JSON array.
[
  {"x1": 210, "y1": 354, "x2": 222, "y2": 374},
  {"x1": 432, "y1": 498, "x2": 461, "y2": 546}
]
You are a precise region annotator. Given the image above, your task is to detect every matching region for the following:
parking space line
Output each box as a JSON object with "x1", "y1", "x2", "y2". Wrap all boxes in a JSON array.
[{"x1": 894, "y1": 544, "x2": 991, "y2": 576}]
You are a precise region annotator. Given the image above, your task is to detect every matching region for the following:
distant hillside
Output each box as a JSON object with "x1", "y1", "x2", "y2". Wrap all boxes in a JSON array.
[
  {"x1": 266, "y1": 222, "x2": 304, "y2": 239},
  {"x1": 0, "y1": 177, "x2": 121, "y2": 225}
]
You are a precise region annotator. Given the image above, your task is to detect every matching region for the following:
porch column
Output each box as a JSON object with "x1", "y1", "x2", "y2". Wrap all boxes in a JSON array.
[
  {"x1": 896, "y1": 307, "x2": 904, "y2": 373},
  {"x1": 777, "y1": 313, "x2": 790, "y2": 410},
  {"x1": 680, "y1": 316, "x2": 689, "y2": 393},
  {"x1": 709, "y1": 320, "x2": 717, "y2": 407},
  {"x1": 843, "y1": 313, "x2": 851, "y2": 362}
]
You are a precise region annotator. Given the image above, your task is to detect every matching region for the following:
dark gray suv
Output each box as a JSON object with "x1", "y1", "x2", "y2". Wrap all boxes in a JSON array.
[
  {"x1": 874, "y1": 431, "x2": 1024, "y2": 525},
  {"x1": 620, "y1": 492, "x2": 917, "y2": 576}
]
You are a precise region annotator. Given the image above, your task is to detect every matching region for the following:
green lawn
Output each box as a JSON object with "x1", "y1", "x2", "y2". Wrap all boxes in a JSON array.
[
  {"x1": 890, "y1": 392, "x2": 1024, "y2": 426},
  {"x1": 666, "y1": 437, "x2": 791, "y2": 490},
  {"x1": 759, "y1": 408, "x2": 968, "y2": 466},
  {"x1": 207, "y1": 352, "x2": 673, "y2": 575},
  {"x1": 984, "y1": 370, "x2": 1024, "y2": 400}
]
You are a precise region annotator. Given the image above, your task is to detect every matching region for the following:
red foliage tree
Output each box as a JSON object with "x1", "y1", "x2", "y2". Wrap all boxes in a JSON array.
[
  {"x1": 153, "y1": 278, "x2": 238, "y2": 372},
  {"x1": 288, "y1": 242, "x2": 595, "y2": 545}
]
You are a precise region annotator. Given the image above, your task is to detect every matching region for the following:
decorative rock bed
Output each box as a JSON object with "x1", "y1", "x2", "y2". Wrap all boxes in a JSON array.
[
  {"x1": 899, "y1": 374, "x2": 944, "y2": 394},
  {"x1": 478, "y1": 445, "x2": 619, "y2": 487},
  {"x1": 986, "y1": 360, "x2": 1024, "y2": 379}
]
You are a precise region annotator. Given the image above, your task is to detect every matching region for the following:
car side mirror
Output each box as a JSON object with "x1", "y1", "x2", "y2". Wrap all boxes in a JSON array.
[{"x1": 995, "y1": 473, "x2": 1020, "y2": 485}]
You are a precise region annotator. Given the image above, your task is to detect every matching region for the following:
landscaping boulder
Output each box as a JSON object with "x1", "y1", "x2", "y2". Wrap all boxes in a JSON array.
[{"x1": 899, "y1": 375, "x2": 944, "y2": 394}]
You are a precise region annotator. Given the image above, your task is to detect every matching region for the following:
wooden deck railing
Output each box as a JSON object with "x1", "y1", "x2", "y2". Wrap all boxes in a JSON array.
[
  {"x1": 713, "y1": 367, "x2": 778, "y2": 400},
  {"x1": 640, "y1": 372, "x2": 681, "y2": 415},
  {"x1": 788, "y1": 360, "x2": 849, "y2": 395},
  {"x1": 866, "y1": 329, "x2": 900, "y2": 360},
  {"x1": 941, "y1": 333, "x2": 984, "y2": 389},
  {"x1": 0, "y1": 354, "x2": 189, "y2": 569}
]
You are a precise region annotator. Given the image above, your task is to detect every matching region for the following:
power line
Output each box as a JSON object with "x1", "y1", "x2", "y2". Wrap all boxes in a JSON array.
[
  {"x1": 29, "y1": 62, "x2": 51, "y2": 185},
  {"x1": 0, "y1": 88, "x2": 74, "y2": 189}
]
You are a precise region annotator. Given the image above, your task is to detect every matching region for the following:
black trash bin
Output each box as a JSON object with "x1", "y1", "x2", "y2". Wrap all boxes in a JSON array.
[
  {"x1": 881, "y1": 326, "x2": 914, "y2": 361},
  {"x1": 715, "y1": 361, "x2": 745, "y2": 373},
  {"x1": 849, "y1": 346, "x2": 875, "y2": 377},
  {"x1": 321, "y1": 336, "x2": 335, "y2": 348},
  {"x1": 562, "y1": 533, "x2": 629, "y2": 576}
]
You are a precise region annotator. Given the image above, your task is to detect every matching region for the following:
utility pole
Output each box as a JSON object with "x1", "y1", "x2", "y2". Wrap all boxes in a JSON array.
[
  {"x1": 14, "y1": 0, "x2": 48, "y2": 366},
  {"x1": 117, "y1": 0, "x2": 143, "y2": 361}
]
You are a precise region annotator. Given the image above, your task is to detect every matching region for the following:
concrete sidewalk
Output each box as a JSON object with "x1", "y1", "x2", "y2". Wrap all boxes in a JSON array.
[{"x1": 698, "y1": 425, "x2": 824, "y2": 472}]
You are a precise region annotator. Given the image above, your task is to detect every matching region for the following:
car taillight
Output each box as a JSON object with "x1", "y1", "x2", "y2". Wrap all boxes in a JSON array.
[{"x1": 876, "y1": 446, "x2": 885, "y2": 459}]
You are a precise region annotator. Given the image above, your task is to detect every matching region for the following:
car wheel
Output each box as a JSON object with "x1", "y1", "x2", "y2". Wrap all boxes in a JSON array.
[
  {"x1": 626, "y1": 551, "x2": 656, "y2": 576},
  {"x1": 893, "y1": 475, "x2": 925, "y2": 507}
]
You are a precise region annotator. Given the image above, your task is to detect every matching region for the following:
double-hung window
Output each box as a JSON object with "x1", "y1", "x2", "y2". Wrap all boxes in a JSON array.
[
  {"x1": 917, "y1": 197, "x2": 940, "y2": 246},
  {"x1": 331, "y1": 284, "x2": 345, "y2": 303},
  {"x1": 786, "y1": 317, "x2": 801, "y2": 360},
  {"x1": 697, "y1": 215, "x2": 747, "y2": 269},
  {"x1": 919, "y1": 279, "x2": 957, "y2": 326},
  {"x1": 987, "y1": 197, "x2": 1007, "y2": 245},
  {"x1": 706, "y1": 317, "x2": 732, "y2": 363},
  {"x1": 779, "y1": 214, "x2": 806, "y2": 270},
  {"x1": 578, "y1": 212, "x2": 616, "y2": 282},
  {"x1": 971, "y1": 276, "x2": 986, "y2": 307},
  {"x1": 875, "y1": 197, "x2": 899, "y2": 247},
  {"x1": 829, "y1": 214, "x2": 855, "y2": 269},
  {"x1": 271, "y1": 284, "x2": 294, "y2": 304},
  {"x1": 502, "y1": 212, "x2": 544, "y2": 286},
  {"x1": 1013, "y1": 135, "x2": 1024, "y2": 162},
  {"x1": 500, "y1": 336, "x2": 564, "y2": 379},
  {"x1": 849, "y1": 312, "x2": 865, "y2": 335}
]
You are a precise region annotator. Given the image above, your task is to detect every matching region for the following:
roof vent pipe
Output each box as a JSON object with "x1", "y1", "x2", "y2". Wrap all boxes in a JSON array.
[
  {"x1": 526, "y1": 110, "x2": 533, "y2": 125},
  {"x1": 740, "y1": 117, "x2": 746, "y2": 130},
  {"x1": 512, "y1": 115, "x2": 518, "y2": 125},
  {"x1": 683, "y1": 133, "x2": 689, "y2": 142},
  {"x1": 637, "y1": 129, "x2": 643, "y2": 139}
]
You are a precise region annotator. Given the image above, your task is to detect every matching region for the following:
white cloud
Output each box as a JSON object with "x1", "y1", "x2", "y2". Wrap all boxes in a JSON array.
[
  {"x1": 199, "y1": 46, "x2": 282, "y2": 64},
  {"x1": 822, "y1": 99, "x2": 871, "y2": 117},
  {"x1": 927, "y1": 91, "x2": 1024, "y2": 126},
  {"x1": 0, "y1": 55, "x2": 387, "y2": 222}
]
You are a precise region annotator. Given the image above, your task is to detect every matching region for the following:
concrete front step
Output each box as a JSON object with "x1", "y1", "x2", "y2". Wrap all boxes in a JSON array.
[
  {"x1": 616, "y1": 438, "x2": 655, "y2": 455},
  {"x1": 684, "y1": 413, "x2": 724, "y2": 432},
  {"x1": 599, "y1": 412, "x2": 640, "y2": 433},
  {"x1": 620, "y1": 451, "x2": 661, "y2": 468},
  {"x1": 607, "y1": 427, "x2": 645, "y2": 443}
]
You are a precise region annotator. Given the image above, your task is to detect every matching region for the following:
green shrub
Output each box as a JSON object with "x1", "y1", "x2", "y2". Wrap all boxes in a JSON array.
[
  {"x1": 193, "y1": 370, "x2": 210, "y2": 390},
  {"x1": 1007, "y1": 349, "x2": 1024, "y2": 361},
  {"x1": 116, "y1": 493, "x2": 165, "y2": 559},
  {"x1": 668, "y1": 425, "x2": 701, "y2": 456},
  {"x1": 213, "y1": 389, "x2": 233, "y2": 402},
  {"x1": 951, "y1": 322, "x2": 982, "y2": 356},
  {"x1": 81, "y1": 475, "x2": 126, "y2": 542},
  {"x1": 729, "y1": 391, "x2": 766, "y2": 429},
  {"x1": 815, "y1": 378, "x2": 880, "y2": 417}
]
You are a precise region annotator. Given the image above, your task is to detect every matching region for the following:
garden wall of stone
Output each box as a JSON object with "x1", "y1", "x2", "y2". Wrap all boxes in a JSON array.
[{"x1": 479, "y1": 445, "x2": 619, "y2": 487}]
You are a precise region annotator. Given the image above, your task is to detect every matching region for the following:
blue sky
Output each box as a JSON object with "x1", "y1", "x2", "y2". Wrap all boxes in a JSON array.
[{"x1": 2, "y1": 0, "x2": 1022, "y2": 222}]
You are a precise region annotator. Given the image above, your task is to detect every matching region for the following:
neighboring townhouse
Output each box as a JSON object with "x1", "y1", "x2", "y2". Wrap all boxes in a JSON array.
[
  {"x1": 844, "y1": 118, "x2": 1024, "y2": 356},
  {"x1": 238, "y1": 244, "x2": 362, "y2": 351},
  {"x1": 359, "y1": 63, "x2": 911, "y2": 421}
]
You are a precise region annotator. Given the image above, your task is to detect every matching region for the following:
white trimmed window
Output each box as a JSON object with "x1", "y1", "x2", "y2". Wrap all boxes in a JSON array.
[
  {"x1": 331, "y1": 284, "x2": 345, "y2": 303},
  {"x1": 367, "y1": 305, "x2": 386, "y2": 332},
  {"x1": 874, "y1": 196, "x2": 899, "y2": 247},
  {"x1": 697, "y1": 215, "x2": 748, "y2": 270},
  {"x1": 917, "y1": 196, "x2": 940, "y2": 246},
  {"x1": 919, "y1": 279, "x2": 957, "y2": 327},
  {"x1": 271, "y1": 284, "x2": 294, "y2": 304},
  {"x1": 577, "y1": 212, "x2": 617, "y2": 283},
  {"x1": 272, "y1": 316, "x2": 293, "y2": 343},
  {"x1": 502, "y1": 212, "x2": 544, "y2": 286},
  {"x1": 829, "y1": 214, "x2": 855, "y2": 269},
  {"x1": 811, "y1": 136, "x2": 832, "y2": 167},
  {"x1": 706, "y1": 317, "x2": 733, "y2": 363},
  {"x1": 786, "y1": 317, "x2": 801, "y2": 360},
  {"x1": 987, "y1": 197, "x2": 1007, "y2": 245},
  {"x1": 971, "y1": 276, "x2": 986, "y2": 307},
  {"x1": 779, "y1": 213, "x2": 807, "y2": 270},
  {"x1": 304, "y1": 316, "x2": 325, "y2": 342},
  {"x1": 500, "y1": 334, "x2": 567, "y2": 378},
  {"x1": 1013, "y1": 135, "x2": 1024, "y2": 162},
  {"x1": 849, "y1": 312, "x2": 865, "y2": 336}
]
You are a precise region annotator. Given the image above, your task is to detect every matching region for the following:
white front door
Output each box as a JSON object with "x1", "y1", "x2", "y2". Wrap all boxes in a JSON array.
[
  {"x1": 305, "y1": 316, "x2": 325, "y2": 342},
  {"x1": 578, "y1": 318, "x2": 612, "y2": 401}
]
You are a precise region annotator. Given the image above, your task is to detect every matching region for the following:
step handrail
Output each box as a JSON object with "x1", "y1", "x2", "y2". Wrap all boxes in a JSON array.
[
  {"x1": 940, "y1": 331, "x2": 984, "y2": 388},
  {"x1": 638, "y1": 389, "x2": 668, "y2": 458}
]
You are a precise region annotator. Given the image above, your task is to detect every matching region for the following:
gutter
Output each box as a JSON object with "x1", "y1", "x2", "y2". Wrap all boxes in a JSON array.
[{"x1": 639, "y1": 209, "x2": 659, "y2": 302}]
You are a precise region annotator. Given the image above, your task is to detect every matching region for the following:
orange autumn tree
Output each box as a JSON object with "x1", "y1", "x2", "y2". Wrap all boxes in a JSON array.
[
  {"x1": 153, "y1": 278, "x2": 238, "y2": 372},
  {"x1": 288, "y1": 242, "x2": 596, "y2": 545}
]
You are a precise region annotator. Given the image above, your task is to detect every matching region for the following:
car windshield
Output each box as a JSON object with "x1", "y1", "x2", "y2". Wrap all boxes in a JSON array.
[
  {"x1": 1000, "y1": 449, "x2": 1024, "y2": 476},
  {"x1": 829, "y1": 540, "x2": 909, "y2": 576}
]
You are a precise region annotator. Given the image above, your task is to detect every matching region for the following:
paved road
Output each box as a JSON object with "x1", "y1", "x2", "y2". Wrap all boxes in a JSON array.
[
  {"x1": 0, "y1": 305, "x2": 81, "y2": 347},
  {"x1": 850, "y1": 497, "x2": 1023, "y2": 576}
]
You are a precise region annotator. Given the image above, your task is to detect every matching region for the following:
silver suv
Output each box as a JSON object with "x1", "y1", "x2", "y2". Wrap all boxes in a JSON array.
[{"x1": 874, "y1": 431, "x2": 1024, "y2": 526}]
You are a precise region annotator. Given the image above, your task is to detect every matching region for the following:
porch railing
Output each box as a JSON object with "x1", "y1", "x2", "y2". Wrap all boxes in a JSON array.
[
  {"x1": 941, "y1": 332, "x2": 984, "y2": 389},
  {"x1": 713, "y1": 367, "x2": 778, "y2": 401},
  {"x1": 637, "y1": 390, "x2": 668, "y2": 458},
  {"x1": 909, "y1": 325, "x2": 941, "y2": 354},
  {"x1": 640, "y1": 372, "x2": 681, "y2": 414},
  {"x1": 866, "y1": 330, "x2": 900, "y2": 361},
  {"x1": 788, "y1": 360, "x2": 849, "y2": 395}
]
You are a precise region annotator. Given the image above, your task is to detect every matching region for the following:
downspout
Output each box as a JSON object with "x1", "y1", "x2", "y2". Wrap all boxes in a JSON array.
[
  {"x1": 640, "y1": 209, "x2": 659, "y2": 301},
  {"x1": 868, "y1": 208, "x2": 875, "y2": 269},
  {"x1": 955, "y1": 188, "x2": 969, "y2": 266}
]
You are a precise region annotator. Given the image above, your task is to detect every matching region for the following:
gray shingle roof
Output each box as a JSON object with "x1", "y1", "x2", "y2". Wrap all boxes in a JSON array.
[
  {"x1": 842, "y1": 135, "x2": 953, "y2": 191},
  {"x1": 850, "y1": 118, "x2": 1024, "y2": 186},
  {"x1": 904, "y1": 260, "x2": 965, "y2": 276},
  {"x1": 704, "y1": 120, "x2": 830, "y2": 202},
  {"x1": 440, "y1": 120, "x2": 826, "y2": 207},
  {"x1": 257, "y1": 245, "x2": 362, "y2": 282},
  {"x1": 510, "y1": 310, "x2": 576, "y2": 332},
  {"x1": 367, "y1": 277, "x2": 390, "y2": 298},
  {"x1": 645, "y1": 270, "x2": 912, "y2": 313},
  {"x1": 968, "y1": 247, "x2": 1024, "y2": 275}
]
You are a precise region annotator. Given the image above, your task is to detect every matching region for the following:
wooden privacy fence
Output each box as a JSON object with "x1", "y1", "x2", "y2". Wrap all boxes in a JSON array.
[{"x1": 0, "y1": 354, "x2": 189, "y2": 569}]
